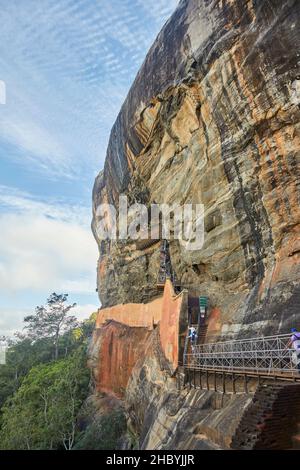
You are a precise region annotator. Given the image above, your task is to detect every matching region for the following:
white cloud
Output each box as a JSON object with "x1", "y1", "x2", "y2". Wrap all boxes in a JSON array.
[
  {"x1": 0, "y1": 0, "x2": 178, "y2": 178},
  {"x1": 72, "y1": 304, "x2": 99, "y2": 322},
  {"x1": 135, "y1": 0, "x2": 178, "y2": 24},
  {"x1": 0, "y1": 186, "x2": 100, "y2": 335},
  {"x1": 0, "y1": 184, "x2": 91, "y2": 227},
  {"x1": 0, "y1": 213, "x2": 98, "y2": 294},
  {"x1": 0, "y1": 308, "x2": 31, "y2": 338},
  {"x1": 0, "y1": 304, "x2": 99, "y2": 337},
  {"x1": 0, "y1": 185, "x2": 98, "y2": 296},
  {"x1": 0, "y1": 0, "x2": 177, "y2": 337},
  {"x1": 1, "y1": 118, "x2": 72, "y2": 177},
  {"x1": 0, "y1": 80, "x2": 6, "y2": 105}
]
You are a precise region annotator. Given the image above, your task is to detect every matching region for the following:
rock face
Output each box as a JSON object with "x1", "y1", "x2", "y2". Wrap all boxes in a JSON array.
[
  {"x1": 88, "y1": 320, "x2": 152, "y2": 398},
  {"x1": 93, "y1": 0, "x2": 300, "y2": 339},
  {"x1": 88, "y1": 280, "x2": 188, "y2": 395},
  {"x1": 90, "y1": 0, "x2": 300, "y2": 450},
  {"x1": 125, "y1": 328, "x2": 253, "y2": 450}
]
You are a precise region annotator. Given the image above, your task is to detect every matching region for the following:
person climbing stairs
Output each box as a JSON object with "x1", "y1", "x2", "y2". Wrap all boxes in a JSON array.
[{"x1": 183, "y1": 295, "x2": 208, "y2": 366}]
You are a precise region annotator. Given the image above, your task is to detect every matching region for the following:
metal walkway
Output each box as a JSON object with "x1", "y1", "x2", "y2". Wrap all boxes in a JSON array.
[{"x1": 184, "y1": 333, "x2": 300, "y2": 379}]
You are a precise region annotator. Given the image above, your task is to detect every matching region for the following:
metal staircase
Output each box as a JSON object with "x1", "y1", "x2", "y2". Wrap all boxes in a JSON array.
[
  {"x1": 198, "y1": 324, "x2": 208, "y2": 344},
  {"x1": 183, "y1": 295, "x2": 208, "y2": 366}
]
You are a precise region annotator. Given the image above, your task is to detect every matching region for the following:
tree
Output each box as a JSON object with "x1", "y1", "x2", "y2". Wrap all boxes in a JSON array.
[
  {"x1": 24, "y1": 293, "x2": 77, "y2": 360},
  {"x1": 73, "y1": 409, "x2": 127, "y2": 450},
  {"x1": 47, "y1": 348, "x2": 90, "y2": 449},
  {"x1": 0, "y1": 347, "x2": 89, "y2": 450},
  {"x1": 0, "y1": 312, "x2": 96, "y2": 411},
  {"x1": 0, "y1": 303, "x2": 96, "y2": 450}
]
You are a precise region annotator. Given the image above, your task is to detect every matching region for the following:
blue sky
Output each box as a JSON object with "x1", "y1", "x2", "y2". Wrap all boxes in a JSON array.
[{"x1": 0, "y1": 0, "x2": 178, "y2": 336}]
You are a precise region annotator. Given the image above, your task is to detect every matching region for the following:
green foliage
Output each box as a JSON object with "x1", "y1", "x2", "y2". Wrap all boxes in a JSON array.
[
  {"x1": 0, "y1": 294, "x2": 97, "y2": 450},
  {"x1": 0, "y1": 337, "x2": 54, "y2": 409},
  {"x1": 73, "y1": 409, "x2": 127, "y2": 450},
  {"x1": 24, "y1": 292, "x2": 78, "y2": 360},
  {"x1": 0, "y1": 326, "x2": 89, "y2": 410},
  {"x1": 0, "y1": 346, "x2": 89, "y2": 450}
]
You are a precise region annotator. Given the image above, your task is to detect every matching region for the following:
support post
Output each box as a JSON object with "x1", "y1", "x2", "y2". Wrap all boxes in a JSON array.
[
  {"x1": 222, "y1": 372, "x2": 225, "y2": 394},
  {"x1": 206, "y1": 370, "x2": 209, "y2": 390},
  {"x1": 244, "y1": 374, "x2": 248, "y2": 393}
]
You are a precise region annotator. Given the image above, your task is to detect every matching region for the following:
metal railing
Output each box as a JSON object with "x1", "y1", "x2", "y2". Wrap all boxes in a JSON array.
[{"x1": 184, "y1": 334, "x2": 300, "y2": 376}]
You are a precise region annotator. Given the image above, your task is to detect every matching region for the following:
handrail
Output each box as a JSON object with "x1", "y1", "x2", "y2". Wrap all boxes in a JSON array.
[
  {"x1": 195, "y1": 333, "x2": 291, "y2": 347},
  {"x1": 184, "y1": 333, "x2": 299, "y2": 376}
]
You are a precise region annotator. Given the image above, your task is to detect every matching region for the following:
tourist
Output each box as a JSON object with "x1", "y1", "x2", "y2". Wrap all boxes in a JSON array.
[
  {"x1": 288, "y1": 328, "x2": 300, "y2": 372},
  {"x1": 189, "y1": 326, "x2": 197, "y2": 344}
]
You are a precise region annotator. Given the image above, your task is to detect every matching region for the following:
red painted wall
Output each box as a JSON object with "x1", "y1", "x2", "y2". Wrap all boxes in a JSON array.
[{"x1": 94, "y1": 321, "x2": 151, "y2": 398}]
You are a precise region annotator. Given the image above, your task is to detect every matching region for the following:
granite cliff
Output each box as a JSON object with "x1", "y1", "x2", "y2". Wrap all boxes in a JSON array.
[{"x1": 89, "y1": 0, "x2": 300, "y2": 450}]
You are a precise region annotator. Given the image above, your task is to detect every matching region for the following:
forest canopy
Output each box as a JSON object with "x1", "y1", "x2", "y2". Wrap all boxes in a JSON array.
[{"x1": 0, "y1": 293, "x2": 97, "y2": 450}]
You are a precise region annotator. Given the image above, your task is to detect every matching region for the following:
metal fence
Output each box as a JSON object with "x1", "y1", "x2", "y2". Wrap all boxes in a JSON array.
[{"x1": 184, "y1": 334, "x2": 300, "y2": 376}]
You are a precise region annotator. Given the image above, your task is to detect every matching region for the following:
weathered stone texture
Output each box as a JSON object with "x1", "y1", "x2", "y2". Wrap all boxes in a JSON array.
[
  {"x1": 90, "y1": 0, "x2": 300, "y2": 450},
  {"x1": 125, "y1": 330, "x2": 253, "y2": 450},
  {"x1": 89, "y1": 280, "x2": 187, "y2": 391},
  {"x1": 88, "y1": 321, "x2": 151, "y2": 398},
  {"x1": 92, "y1": 0, "x2": 300, "y2": 339}
]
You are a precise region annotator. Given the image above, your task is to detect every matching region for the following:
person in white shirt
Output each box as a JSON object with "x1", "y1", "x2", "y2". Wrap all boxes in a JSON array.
[{"x1": 189, "y1": 326, "x2": 197, "y2": 344}]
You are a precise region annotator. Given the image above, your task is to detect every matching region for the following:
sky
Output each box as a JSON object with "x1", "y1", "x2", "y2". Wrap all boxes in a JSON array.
[{"x1": 0, "y1": 0, "x2": 178, "y2": 336}]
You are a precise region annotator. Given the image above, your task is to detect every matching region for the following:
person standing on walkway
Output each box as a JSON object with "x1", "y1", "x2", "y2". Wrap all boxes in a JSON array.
[{"x1": 287, "y1": 328, "x2": 300, "y2": 372}]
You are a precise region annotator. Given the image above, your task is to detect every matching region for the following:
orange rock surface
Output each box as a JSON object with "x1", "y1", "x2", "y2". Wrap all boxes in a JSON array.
[
  {"x1": 89, "y1": 0, "x2": 300, "y2": 450},
  {"x1": 96, "y1": 297, "x2": 162, "y2": 330},
  {"x1": 90, "y1": 280, "x2": 187, "y2": 395},
  {"x1": 90, "y1": 321, "x2": 151, "y2": 398},
  {"x1": 159, "y1": 280, "x2": 186, "y2": 370}
]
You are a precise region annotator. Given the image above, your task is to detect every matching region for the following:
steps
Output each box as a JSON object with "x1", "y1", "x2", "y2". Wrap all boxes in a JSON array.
[
  {"x1": 231, "y1": 383, "x2": 300, "y2": 449},
  {"x1": 183, "y1": 322, "x2": 208, "y2": 368},
  {"x1": 292, "y1": 427, "x2": 300, "y2": 449},
  {"x1": 198, "y1": 324, "x2": 208, "y2": 344}
]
